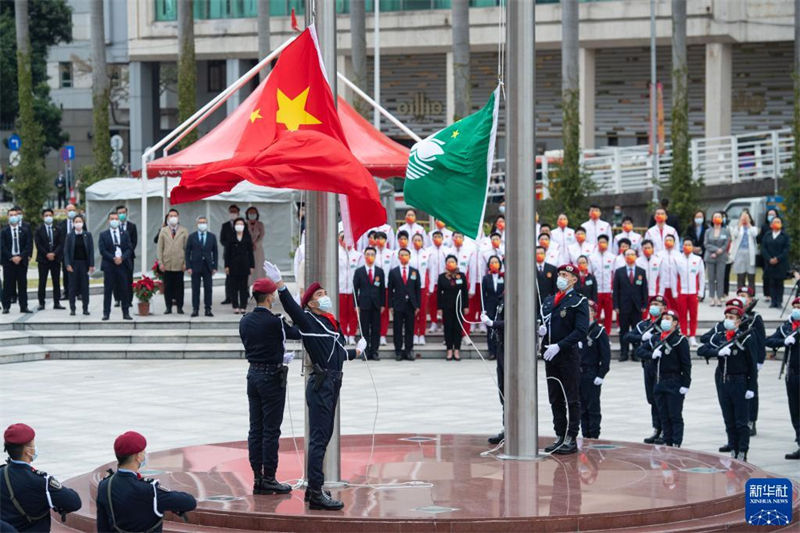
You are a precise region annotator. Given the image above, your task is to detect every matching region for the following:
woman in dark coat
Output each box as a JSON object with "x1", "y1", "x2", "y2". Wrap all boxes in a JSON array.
[
  {"x1": 437, "y1": 255, "x2": 469, "y2": 361},
  {"x1": 761, "y1": 216, "x2": 790, "y2": 308},
  {"x1": 224, "y1": 217, "x2": 255, "y2": 313}
]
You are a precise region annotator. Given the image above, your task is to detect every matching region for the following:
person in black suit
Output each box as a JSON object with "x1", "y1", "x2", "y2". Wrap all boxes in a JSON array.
[
  {"x1": 438, "y1": 255, "x2": 469, "y2": 361},
  {"x1": 613, "y1": 249, "x2": 649, "y2": 362},
  {"x1": 353, "y1": 247, "x2": 385, "y2": 361},
  {"x1": 388, "y1": 248, "x2": 421, "y2": 361},
  {"x1": 98, "y1": 212, "x2": 133, "y2": 320},
  {"x1": 224, "y1": 217, "x2": 254, "y2": 313},
  {"x1": 58, "y1": 203, "x2": 79, "y2": 300},
  {"x1": 63, "y1": 214, "x2": 95, "y2": 315},
  {"x1": 683, "y1": 210, "x2": 708, "y2": 256},
  {"x1": 481, "y1": 255, "x2": 504, "y2": 361},
  {"x1": 536, "y1": 245, "x2": 557, "y2": 306},
  {"x1": 1, "y1": 207, "x2": 32, "y2": 313},
  {"x1": 114, "y1": 205, "x2": 138, "y2": 308},
  {"x1": 220, "y1": 204, "x2": 250, "y2": 305},
  {"x1": 185, "y1": 216, "x2": 218, "y2": 317},
  {"x1": 761, "y1": 217, "x2": 791, "y2": 308},
  {"x1": 35, "y1": 208, "x2": 65, "y2": 310},
  {"x1": 575, "y1": 255, "x2": 597, "y2": 301}
]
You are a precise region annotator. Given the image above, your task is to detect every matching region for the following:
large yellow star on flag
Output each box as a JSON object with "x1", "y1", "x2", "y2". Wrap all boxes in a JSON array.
[
  {"x1": 249, "y1": 108, "x2": 262, "y2": 123},
  {"x1": 276, "y1": 87, "x2": 322, "y2": 131}
]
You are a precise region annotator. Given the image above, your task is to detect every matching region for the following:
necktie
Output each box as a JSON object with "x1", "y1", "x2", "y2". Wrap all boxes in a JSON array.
[
  {"x1": 47, "y1": 226, "x2": 53, "y2": 248},
  {"x1": 12, "y1": 228, "x2": 19, "y2": 256},
  {"x1": 402, "y1": 267, "x2": 407, "y2": 284},
  {"x1": 113, "y1": 231, "x2": 119, "y2": 246},
  {"x1": 539, "y1": 265, "x2": 543, "y2": 273},
  {"x1": 368, "y1": 268, "x2": 373, "y2": 283},
  {"x1": 171, "y1": 228, "x2": 176, "y2": 238},
  {"x1": 201, "y1": 233, "x2": 206, "y2": 246},
  {"x1": 629, "y1": 268, "x2": 634, "y2": 284}
]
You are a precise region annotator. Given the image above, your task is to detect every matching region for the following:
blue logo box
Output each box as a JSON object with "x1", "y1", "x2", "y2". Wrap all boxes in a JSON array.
[{"x1": 745, "y1": 478, "x2": 792, "y2": 526}]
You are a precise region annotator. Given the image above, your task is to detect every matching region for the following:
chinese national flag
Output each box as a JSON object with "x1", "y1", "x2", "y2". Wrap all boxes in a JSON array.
[{"x1": 170, "y1": 26, "x2": 384, "y2": 243}]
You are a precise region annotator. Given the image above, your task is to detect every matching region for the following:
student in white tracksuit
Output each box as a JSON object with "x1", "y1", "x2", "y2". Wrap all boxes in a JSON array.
[
  {"x1": 644, "y1": 208, "x2": 679, "y2": 253},
  {"x1": 590, "y1": 235, "x2": 616, "y2": 334},
  {"x1": 657, "y1": 235, "x2": 682, "y2": 311},
  {"x1": 338, "y1": 235, "x2": 364, "y2": 343},
  {"x1": 613, "y1": 217, "x2": 643, "y2": 254},
  {"x1": 410, "y1": 234, "x2": 432, "y2": 344},
  {"x1": 675, "y1": 241, "x2": 705, "y2": 343},
  {"x1": 397, "y1": 209, "x2": 430, "y2": 247},
  {"x1": 581, "y1": 205, "x2": 613, "y2": 247},
  {"x1": 636, "y1": 239, "x2": 663, "y2": 298},
  {"x1": 429, "y1": 220, "x2": 453, "y2": 249},
  {"x1": 550, "y1": 214, "x2": 576, "y2": 266},
  {"x1": 569, "y1": 227, "x2": 596, "y2": 264},
  {"x1": 426, "y1": 231, "x2": 449, "y2": 333}
]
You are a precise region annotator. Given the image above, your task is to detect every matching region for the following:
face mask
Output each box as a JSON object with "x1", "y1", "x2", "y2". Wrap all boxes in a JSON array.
[
  {"x1": 446, "y1": 263, "x2": 457, "y2": 272},
  {"x1": 229, "y1": 212, "x2": 238, "y2": 220},
  {"x1": 771, "y1": 222, "x2": 782, "y2": 231},
  {"x1": 44, "y1": 216, "x2": 53, "y2": 225},
  {"x1": 399, "y1": 255, "x2": 410, "y2": 265},
  {"x1": 665, "y1": 241, "x2": 675, "y2": 250},
  {"x1": 368, "y1": 238, "x2": 376, "y2": 247},
  {"x1": 539, "y1": 241, "x2": 549, "y2": 250},
  {"x1": 578, "y1": 263, "x2": 588, "y2": 272},
  {"x1": 489, "y1": 263, "x2": 500, "y2": 273},
  {"x1": 625, "y1": 255, "x2": 637, "y2": 265},
  {"x1": 365, "y1": 255, "x2": 375, "y2": 265},
  {"x1": 18, "y1": 214, "x2": 23, "y2": 222},
  {"x1": 413, "y1": 241, "x2": 423, "y2": 250},
  {"x1": 109, "y1": 220, "x2": 120, "y2": 229},
  {"x1": 660, "y1": 319, "x2": 673, "y2": 331},
  {"x1": 168, "y1": 216, "x2": 178, "y2": 226},
  {"x1": 8, "y1": 215, "x2": 19, "y2": 225},
  {"x1": 316, "y1": 295, "x2": 332, "y2": 312},
  {"x1": 589, "y1": 211, "x2": 600, "y2": 220},
  {"x1": 377, "y1": 239, "x2": 387, "y2": 248},
  {"x1": 655, "y1": 214, "x2": 666, "y2": 223},
  {"x1": 197, "y1": 223, "x2": 208, "y2": 232},
  {"x1": 614, "y1": 209, "x2": 621, "y2": 215},
  {"x1": 576, "y1": 233, "x2": 586, "y2": 244},
  {"x1": 683, "y1": 246, "x2": 693, "y2": 255},
  {"x1": 433, "y1": 237, "x2": 443, "y2": 247},
  {"x1": 29, "y1": 446, "x2": 38, "y2": 462},
  {"x1": 791, "y1": 309, "x2": 800, "y2": 321},
  {"x1": 67, "y1": 210, "x2": 77, "y2": 219},
  {"x1": 235, "y1": 224, "x2": 245, "y2": 233},
  {"x1": 556, "y1": 277, "x2": 569, "y2": 292},
  {"x1": 247, "y1": 213, "x2": 257, "y2": 220},
  {"x1": 536, "y1": 253, "x2": 545, "y2": 263},
  {"x1": 643, "y1": 248, "x2": 653, "y2": 258},
  {"x1": 435, "y1": 220, "x2": 445, "y2": 230},
  {"x1": 118, "y1": 213, "x2": 127, "y2": 222},
  {"x1": 767, "y1": 214, "x2": 775, "y2": 223},
  {"x1": 694, "y1": 218, "x2": 704, "y2": 225},
  {"x1": 557, "y1": 219, "x2": 568, "y2": 229},
  {"x1": 496, "y1": 221, "x2": 505, "y2": 231},
  {"x1": 405, "y1": 216, "x2": 415, "y2": 224},
  {"x1": 492, "y1": 240, "x2": 501, "y2": 249},
  {"x1": 453, "y1": 238, "x2": 464, "y2": 247},
  {"x1": 398, "y1": 239, "x2": 408, "y2": 249},
  {"x1": 713, "y1": 216, "x2": 722, "y2": 225},
  {"x1": 649, "y1": 305, "x2": 661, "y2": 318},
  {"x1": 598, "y1": 242, "x2": 608, "y2": 252},
  {"x1": 723, "y1": 318, "x2": 736, "y2": 331},
  {"x1": 622, "y1": 223, "x2": 633, "y2": 232},
  {"x1": 73, "y1": 222, "x2": 83, "y2": 231},
  {"x1": 498, "y1": 205, "x2": 505, "y2": 215},
  {"x1": 140, "y1": 453, "x2": 148, "y2": 469}
]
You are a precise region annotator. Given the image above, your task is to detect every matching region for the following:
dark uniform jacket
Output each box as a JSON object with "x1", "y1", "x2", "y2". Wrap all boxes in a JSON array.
[
  {"x1": 536, "y1": 262, "x2": 557, "y2": 302},
  {"x1": 278, "y1": 288, "x2": 357, "y2": 372},
  {"x1": 580, "y1": 322, "x2": 611, "y2": 379},
  {"x1": 185, "y1": 231, "x2": 218, "y2": 272},
  {"x1": 98, "y1": 230, "x2": 133, "y2": 273},
  {"x1": 0, "y1": 460, "x2": 81, "y2": 532},
  {"x1": 223, "y1": 234, "x2": 254, "y2": 276},
  {"x1": 700, "y1": 321, "x2": 724, "y2": 345},
  {"x1": 437, "y1": 272, "x2": 469, "y2": 312},
  {"x1": 119, "y1": 221, "x2": 138, "y2": 259},
  {"x1": 482, "y1": 273, "x2": 504, "y2": 318},
  {"x1": 766, "y1": 321, "x2": 799, "y2": 375},
  {"x1": 698, "y1": 328, "x2": 758, "y2": 392},
  {"x1": 388, "y1": 265, "x2": 421, "y2": 310},
  {"x1": 34, "y1": 224, "x2": 64, "y2": 265},
  {"x1": 489, "y1": 297, "x2": 505, "y2": 350},
  {"x1": 761, "y1": 230, "x2": 790, "y2": 279},
  {"x1": 96, "y1": 469, "x2": 196, "y2": 533},
  {"x1": 629, "y1": 318, "x2": 661, "y2": 365},
  {"x1": 352, "y1": 265, "x2": 385, "y2": 310},
  {"x1": 641, "y1": 329, "x2": 692, "y2": 388},
  {"x1": 575, "y1": 273, "x2": 597, "y2": 302},
  {"x1": 540, "y1": 289, "x2": 589, "y2": 354},
  {"x1": 0, "y1": 225, "x2": 32, "y2": 266},
  {"x1": 612, "y1": 265, "x2": 648, "y2": 313},
  {"x1": 742, "y1": 310, "x2": 767, "y2": 364},
  {"x1": 239, "y1": 307, "x2": 301, "y2": 364},
  {"x1": 63, "y1": 232, "x2": 95, "y2": 270}
]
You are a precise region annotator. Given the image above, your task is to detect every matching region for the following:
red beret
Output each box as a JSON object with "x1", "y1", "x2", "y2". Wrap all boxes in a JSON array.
[
  {"x1": 114, "y1": 431, "x2": 147, "y2": 456},
  {"x1": 557, "y1": 264, "x2": 578, "y2": 276},
  {"x1": 725, "y1": 298, "x2": 744, "y2": 309},
  {"x1": 725, "y1": 306, "x2": 744, "y2": 318},
  {"x1": 4, "y1": 423, "x2": 35, "y2": 445},
  {"x1": 736, "y1": 286, "x2": 755, "y2": 297},
  {"x1": 301, "y1": 282, "x2": 323, "y2": 309},
  {"x1": 792, "y1": 297, "x2": 800, "y2": 307},
  {"x1": 661, "y1": 309, "x2": 679, "y2": 320},
  {"x1": 649, "y1": 295, "x2": 666, "y2": 305},
  {"x1": 252, "y1": 278, "x2": 277, "y2": 294}
]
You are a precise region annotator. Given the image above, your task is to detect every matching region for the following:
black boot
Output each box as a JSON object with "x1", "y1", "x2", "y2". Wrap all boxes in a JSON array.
[
  {"x1": 748, "y1": 421, "x2": 757, "y2": 437},
  {"x1": 488, "y1": 431, "x2": 504, "y2": 445},
  {"x1": 307, "y1": 488, "x2": 344, "y2": 510},
  {"x1": 304, "y1": 488, "x2": 331, "y2": 502},
  {"x1": 553, "y1": 435, "x2": 578, "y2": 455},
  {"x1": 718, "y1": 444, "x2": 732, "y2": 453},
  {"x1": 643, "y1": 429, "x2": 661, "y2": 444},
  {"x1": 258, "y1": 476, "x2": 292, "y2": 495},
  {"x1": 544, "y1": 436, "x2": 564, "y2": 453},
  {"x1": 253, "y1": 475, "x2": 265, "y2": 495},
  {"x1": 785, "y1": 448, "x2": 800, "y2": 460}
]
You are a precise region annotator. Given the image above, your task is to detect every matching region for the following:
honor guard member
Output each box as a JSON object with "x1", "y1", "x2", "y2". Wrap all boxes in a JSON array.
[
  {"x1": 578, "y1": 301, "x2": 611, "y2": 439},
  {"x1": 765, "y1": 297, "x2": 800, "y2": 460},
  {"x1": 629, "y1": 296, "x2": 667, "y2": 444},
  {"x1": 649, "y1": 310, "x2": 691, "y2": 447},
  {"x1": 539, "y1": 264, "x2": 590, "y2": 455},
  {"x1": 240, "y1": 278, "x2": 302, "y2": 495},
  {"x1": 736, "y1": 286, "x2": 766, "y2": 436},
  {"x1": 697, "y1": 305, "x2": 758, "y2": 461},
  {"x1": 1, "y1": 424, "x2": 81, "y2": 532},
  {"x1": 481, "y1": 256, "x2": 505, "y2": 361},
  {"x1": 97, "y1": 431, "x2": 196, "y2": 532},
  {"x1": 481, "y1": 288, "x2": 505, "y2": 444},
  {"x1": 264, "y1": 261, "x2": 367, "y2": 510}
]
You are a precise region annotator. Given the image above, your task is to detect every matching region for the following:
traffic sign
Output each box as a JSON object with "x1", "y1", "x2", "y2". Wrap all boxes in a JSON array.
[
  {"x1": 61, "y1": 145, "x2": 75, "y2": 161},
  {"x1": 9, "y1": 150, "x2": 20, "y2": 167},
  {"x1": 110, "y1": 134, "x2": 124, "y2": 151},
  {"x1": 110, "y1": 151, "x2": 124, "y2": 166},
  {"x1": 8, "y1": 134, "x2": 21, "y2": 151}
]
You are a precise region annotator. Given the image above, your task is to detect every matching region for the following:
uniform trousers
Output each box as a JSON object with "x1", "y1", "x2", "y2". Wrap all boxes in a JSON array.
[
  {"x1": 579, "y1": 371, "x2": 602, "y2": 438},
  {"x1": 306, "y1": 372, "x2": 342, "y2": 490},
  {"x1": 496, "y1": 344, "x2": 505, "y2": 421},
  {"x1": 358, "y1": 307, "x2": 381, "y2": 359},
  {"x1": 442, "y1": 307, "x2": 463, "y2": 350},
  {"x1": 68, "y1": 260, "x2": 90, "y2": 312},
  {"x1": 765, "y1": 275, "x2": 785, "y2": 307},
  {"x1": 392, "y1": 302, "x2": 415, "y2": 358},
  {"x1": 663, "y1": 288, "x2": 678, "y2": 313},
  {"x1": 654, "y1": 376, "x2": 685, "y2": 446},
  {"x1": 643, "y1": 361, "x2": 662, "y2": 432},
  {"x1": 715, "y1": 373, "x2": 750, "y2": 453},
  {"x1": 247, "y1": 366, "x2": 287, "y2": 476},
  {"x1": 103, "y1": 265, "x2": 130, "y2": 316},
  {"x1": 163, "y1": 270, "x2": 185, "y2": 311},
  {"x1": 787, "y1": 371, "x2": 799, "y2": 445},
  {"x1": 338, "y1": 294, "x2": 358, "y2": 337},
  {"x1": 37, "y1": 261, "x2": 61, "y2": 306},
  {"x1": 677, "y1": 294, "x2": 699, "y2": 336},
  {"x1": 545, "y1": 351, "x2": 581, "y2": 438},
  {"x1": 2, "y1": 262, "x2": 27, "y2": 311},
  {"x1": 596, "y1": 292, "x2": 613, "y2": 333}
]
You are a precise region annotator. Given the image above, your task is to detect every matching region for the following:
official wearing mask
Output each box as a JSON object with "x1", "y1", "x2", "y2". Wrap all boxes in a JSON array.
[
  {"x1": 264, "y1": 261, "x2": 367, "y2": 510},
  {"x1": 185, "y1": 216, "x2": 218, "y2": 317},
  {"x1": 629, "y1": 295, "x2": 667, "y2": 444},
  {"x1": 1, "y1": 207, "x2": 32, "y2": 313},
  {"x1": 34, "y1": 208, "x2": 65, "y2": 310},
  {"x1": 481, "y1": 256, "x2": 504, "y2": 361},
  {"x1": 240, "y1": 278, "x2": 301, "y2": 495},
  {"x1": 437, "y1": 255, "x2": 469, "y2": 361},
  {"x1": 225, "y1": 218, "x2": 255, "y2": 314},
  {"x1": 579, "y1": 301, "x2": 611, "y2": 439},
  {"x1": 481, "y1": 289, "x2": 505, "y2": 445},
  {"x1": 539, "y1": 264, "x2": 590, "y2": 455},
  {"x1": 1, "y1": 423, "x2": 82, "y2": 531},
  {"x1": 157, "y1": 209, "x2": 189, "y2": 314},
  {"x1": 58, "y1": 204, "x2": 79, "y2": 300},
  {"x1": 99, "y1": 212, "x2": 133, "y2": 320},
  {"x1": 765, "y1": 297, "x2": 800, "y2": 460},
  {"x1": 353, "y1": 247, "x2": 385, "y2": 361},
  {"x1": 63, "y1": 215, "x2": 94, "y2": 316}
]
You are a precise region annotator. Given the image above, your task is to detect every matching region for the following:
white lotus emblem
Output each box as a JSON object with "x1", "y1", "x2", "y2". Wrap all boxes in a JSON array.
[{"x1": 406, "y1": 137, "x2": 444, "y2": 180}]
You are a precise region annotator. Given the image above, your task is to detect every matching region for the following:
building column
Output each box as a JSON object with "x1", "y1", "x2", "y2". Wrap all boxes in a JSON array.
[
  {"x1": 579, "y1": 47, "x2": 596, "y2": 149},
  {"x1": 705, "y1": 42, "x2": 732, "y2": 138},
  {"x1": 446, "y1": 51, "x2": 454, "y2": 125},
  {"x1": 226, "y1": 59, "x2": 250, "y2": 114},
  {"x1": 129, "y1": 61, "x2": 159, "y2": 167}
]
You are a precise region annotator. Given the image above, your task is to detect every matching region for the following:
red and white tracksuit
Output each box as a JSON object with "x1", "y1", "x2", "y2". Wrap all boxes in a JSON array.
[
  {"x1": 657, "y1": 248, "x2": 682, "y2": 312},
  {"x1": 590, "y1": 250, "x2": 616, "y2": 332},
  {"x1": 675, "y1": 252, "x2": 706, "y2": 337},
  {"x1": 580, "y1": 218, "x2": 612, "y2": 246},
  {"x1": 410, "y1": 247, "x2": 432, "y2": 336},
  {"x1": 376, "y1": 246, "x2": 396, "y2": 336},
  {"x1": 643, "y1": 224, "x2": 679, "y2": 253},
  {"x1": 338, "y1": 246, "x2": 363, "y2": 337},
  {"x1": 426, "y1": 243, "x2": 449, "y2": 328}
]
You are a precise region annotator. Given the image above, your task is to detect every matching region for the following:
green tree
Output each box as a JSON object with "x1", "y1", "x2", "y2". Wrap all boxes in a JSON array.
[
  {"x1": 0, "y1": 0, "x2": 71, "y2": 154},
  {"x1": 83, "y1": 0, "x2": 112, "y2": 186},
  {"x1": 177, "y1": 0, "x2": 197, "y2": 149}
]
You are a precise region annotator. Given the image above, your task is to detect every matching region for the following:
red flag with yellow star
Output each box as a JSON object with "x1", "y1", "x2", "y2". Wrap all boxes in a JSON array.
[{"x1": 169, "y1": 26, "x2": 384, "y2": 243}]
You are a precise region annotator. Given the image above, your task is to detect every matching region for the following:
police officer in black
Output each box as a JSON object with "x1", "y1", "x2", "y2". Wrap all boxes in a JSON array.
[
  {"x1": 539, "y1": 264, "x2": 589, "y2": 455},
  {"x1": 1, "y1": 423, "x2": 81, "y2": 532},
  {"x1": 647, "y1": 310, "x2": 691, "y2": 447},
  {"x1": 765, "y1": 296, "x2": 800, "y2": 460},
  {"x1": 579, "y1": 301, "x2": 611, "y2": 439},
  {"x1": 239, "y1": 278, "x2": 301, "y2": 495},
  {"x1": 697, "y1": 304, "x2": 758, "y2": 461},
  {"x1": 735, "y1": 286, "x2": 766, "y2": 437},
  {"x1": 96, "y1": 431, "x2": 196, "y2": 532},
  {"x1": 264, "y1": 260, "x2": 366, "y2": 511},
  {"x1": 481, "y1": 288, "x2": 505, "y2": 444},
  {"x1": 629, "y1": 295, "x2": 667, "y2": 444}
]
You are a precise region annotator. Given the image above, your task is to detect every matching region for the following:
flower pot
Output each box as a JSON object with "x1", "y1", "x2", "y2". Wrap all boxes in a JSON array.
[{"x1": 138, "y1": 302, "x2": 151, "y2": 316}]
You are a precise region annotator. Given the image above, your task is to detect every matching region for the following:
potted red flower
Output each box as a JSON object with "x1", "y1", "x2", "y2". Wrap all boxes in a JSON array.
[{"x1": 132, "y1": 275, "x2": 162, "y2": 316}]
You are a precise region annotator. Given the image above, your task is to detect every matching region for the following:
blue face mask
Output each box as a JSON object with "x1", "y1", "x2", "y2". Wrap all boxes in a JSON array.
[
  {"x1": 140, "y1": 453, "x2": 147, "y2": 469},
  {"x1": 8, "y1": 215, "x2": 19, "y2": 225},
  {"x1": 118, "y1": 213, "x2": 127, "y2": 222},
  {"x1": 556, "y1": 277, "x2": 569, "y2": 292},
  {"x1": 791, "y1": 309, "x2": 800, "y2": 321},
  {"x1": 649, "y1": 305, "x2": 661, "y2": 318},
  {"x1": 316, "y1": 296, "x2": 333, "y2": 312},
  {"x1": 499, "y1": 205, "x2": 505, "y2": 215},
  {"x1": 67, "y1": 210, "x2": 77, "y2": 219},
  {"x1": 44, "y1": 216, "x2": 53, "y2": 225},
  {"x1": 723, "y1": 318, "x2": 736, "y2": 331},
  {"x1": 28, "y1": 445, "x2": 38, "y2": 462},
  {"x1": 109, "y1": 220, "x2": 120, "y2": 229},
  {"x1": 660, "y1": 319, "x2": 673, "y2": 332},
  {"x1": 767, "y1": 215, "x2": 775, "y2": 223}
]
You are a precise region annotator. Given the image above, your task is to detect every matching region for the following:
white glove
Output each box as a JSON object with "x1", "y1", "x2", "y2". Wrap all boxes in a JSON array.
[
  {"x1": 283, "y1": 352, "x2": 295, "y2": 364},
  {"x1": 785, "y1": 335, "x2": 796, "y2": 346},
  {"x1": 263, "y1": 260, "x2": 282, "y2": 283},
  {"x1": 652, "y1": 347, "x2": 662, "y2": 359},
  {"x1": 543, "y1": 344, "x2": 560, "y2": 361},
  {"x1": 679, "y1": 387, "x2": 689, "y2": 395},
  {"x1": 356, "y1": 337, "x2": 368, "y2": 355},
  {"x1": 593, "y1": 377, "x2": 604, "y2": 386},
  {"x1": 538, "y1": 325, "x2": 547, "y2": 337},
  {"x1": 718, "y1": 346, "x2": 731, "y2": 357},
  {"x1": 757, "y1": 363, "x2": 763, "y2": 371},
  {"x1": 480, "y1": 312, "x2": 493, "y2": 327},
  {"x1": 744, "y1": 390, "x2": 755, "y2": 400},
  {"x1": 641, "y1": 330, "x2": 654, "y2": 342}
]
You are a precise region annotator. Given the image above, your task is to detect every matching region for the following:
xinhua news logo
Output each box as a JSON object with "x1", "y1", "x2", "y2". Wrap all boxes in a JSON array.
[{"x1": 745, "y1": 478, "x2": 793, "y2": 526}]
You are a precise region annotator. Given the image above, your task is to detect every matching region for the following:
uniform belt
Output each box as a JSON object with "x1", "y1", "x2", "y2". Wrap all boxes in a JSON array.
[{"x1": 249, "y1": 362, "x2": 284, "y2": 371}]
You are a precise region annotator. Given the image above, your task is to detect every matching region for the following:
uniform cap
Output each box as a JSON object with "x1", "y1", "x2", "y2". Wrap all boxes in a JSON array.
[
  {"x1": 736, "y1": 286, "x2": 755, "y2": 297},
  {"x1": 793, "y1": 297, "x2": 800, "y2": 307},
  {"x1": 725, "y1": 298, "x2": 744, "y2": 310},
  {"x1": 557, "y1": 264, "x2": 578, "y2": 276},
  {"x1": 649, "y1": 295, "x2": 666, "y2": 305},
  {"x1": 114, "y1": 431, "x2": 147, "y2": 456},
  {"x1": 301, "y1": 282, "x2": 323, "y2": 309},
  {"x1": 724, "y1": 306, "x2": 744, "y2": 318},
  {"x1": 252, "y1": 278, "x2": 277, "y2": 294},
  {"x1": 4, "y1": 423, "x2": 35, "y2": 445},
  {"x1": 661, "y1": 309, "x2": 679, "y2": 320}
]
